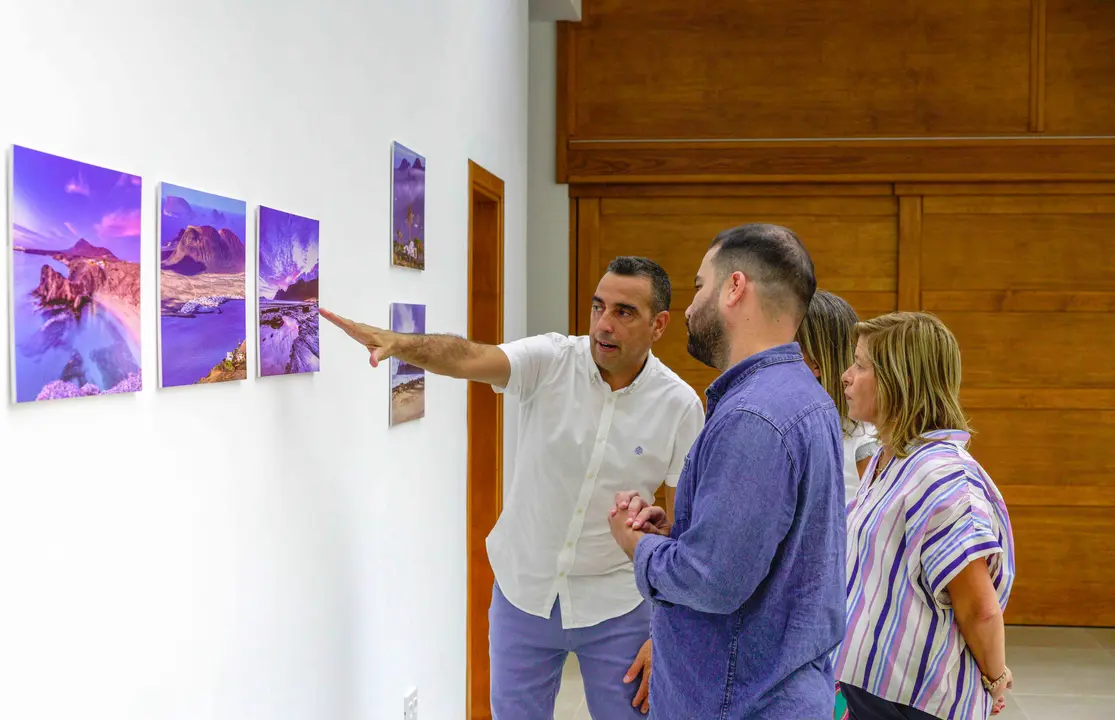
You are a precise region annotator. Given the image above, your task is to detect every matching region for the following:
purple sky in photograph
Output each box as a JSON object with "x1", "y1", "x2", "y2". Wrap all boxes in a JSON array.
[
  {"x1": 258, "y1": 206, "x2": 319, "y2": 298},
  {"x1": 12, "y1": 145, "x2": 142, "y2": 263},
  {"x1": 392, "y1": 142, "x2": 425, "y2": 245}
]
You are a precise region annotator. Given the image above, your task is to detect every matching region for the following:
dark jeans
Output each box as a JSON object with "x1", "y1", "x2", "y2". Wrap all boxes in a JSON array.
[{"x1": 842, "y1": 684, "x2": 941, "y2": 720}]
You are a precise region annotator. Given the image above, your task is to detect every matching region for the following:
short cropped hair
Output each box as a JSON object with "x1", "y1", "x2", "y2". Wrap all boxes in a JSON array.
[
  {"x1": 708, "y1": 223, "x2": 816, "y2": 323},
  {"x1": 854, "y1": 312, "x2": 972, "y2": 457},
  {"x1": 606, "y1": 256, "x2": 671, "y2": 316}
]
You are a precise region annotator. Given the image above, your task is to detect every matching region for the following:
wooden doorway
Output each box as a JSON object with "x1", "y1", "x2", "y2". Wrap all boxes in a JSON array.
[{"x1": 466, "y1": 160, "x2": 504, "y2": 720}]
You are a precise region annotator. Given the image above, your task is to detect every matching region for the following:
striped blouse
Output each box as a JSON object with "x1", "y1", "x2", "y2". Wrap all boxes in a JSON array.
[{"x1": 834, "y1": 430, "x2": 1016, "y2": 720}]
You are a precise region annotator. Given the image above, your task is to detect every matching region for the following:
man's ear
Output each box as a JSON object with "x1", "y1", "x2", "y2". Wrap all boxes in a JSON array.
[
  {"x1": 651, "y1": 310, "x2": 670, "y2": 342},
  {"x1": 724, "y1": 271, "x2": 748, "y2": 308}
]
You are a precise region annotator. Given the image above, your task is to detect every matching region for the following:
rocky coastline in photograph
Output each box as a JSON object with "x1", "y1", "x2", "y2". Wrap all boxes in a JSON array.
[
  {"x1": 197, "y1": 340, "x2": 248, "y2": 383},
  {"x1": 19, "y1": 239, "x2": 141, "y2": 343}
]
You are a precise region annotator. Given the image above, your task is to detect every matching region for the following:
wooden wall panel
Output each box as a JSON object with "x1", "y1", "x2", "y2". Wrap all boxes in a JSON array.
[
  {"x1": 572, "y1": 0, "x2": 1033, "y2": 140},
  {"x1": 916, "y1": 188, "x2": 1115, "y2": 626},
  {"x1": 1044, "y1": 0, "x2": 1115, "y2": 134},
  {"x1": 1007, "y1": 507, "x2": 1115, "y2": 626},
  {"x1": 557, "y1": 1, "x2": 1115, "y2": 184}
]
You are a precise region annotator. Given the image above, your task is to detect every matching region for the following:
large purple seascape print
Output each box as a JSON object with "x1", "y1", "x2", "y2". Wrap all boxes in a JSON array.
[
  {"x1": 9, "y1": 146, "x2": 143, "y2": 403},
  {"x1": 258, "y1": 206, "x2": 319, "y2": 377},
  {"x1": 389, "y1": 302, "x2": 425, "y2": 425},
  {"x1": 391, "y1": 142, "x2": 424, "y2": 270},
  {"x1": 158, "y1": 184, "x2": 247, "y2": 387}
]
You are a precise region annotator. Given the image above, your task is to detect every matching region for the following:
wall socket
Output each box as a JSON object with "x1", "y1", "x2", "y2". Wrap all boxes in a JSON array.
[{"x1": 403, "y1": 687, "x2": 418, "y2": 720}]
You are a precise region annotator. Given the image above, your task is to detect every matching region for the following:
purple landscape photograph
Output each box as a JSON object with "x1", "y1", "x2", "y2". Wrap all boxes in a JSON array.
[
  {"x1": 391, "y1": 141, "x2": 425, "y2": 270},
  {"x1": 258, "y1": 206, "x2": 319, "y2": 377},
  {"x1": 389, "y1": 302, "x2": 425, "y2": 425},
  {"x1": 9, "y1": 145, "x2": 142, "y2": 403},
  {"x1": 158, "y1": 183, "x2": 247, "y2": 387}
]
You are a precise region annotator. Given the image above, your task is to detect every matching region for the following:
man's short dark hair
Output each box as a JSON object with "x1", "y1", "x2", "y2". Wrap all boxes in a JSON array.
[
  {"x1": 708, "y1": 223, "x2": 816, "y2": 323},
  {"x1": 605, "y1": 256, "x2": 671, "y2": 316}
]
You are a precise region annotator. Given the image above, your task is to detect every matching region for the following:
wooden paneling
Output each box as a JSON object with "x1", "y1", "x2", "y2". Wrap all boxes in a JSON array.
[
  {"x1": 560, "y1": 0, "x2": 1115, "y2": 629},
  {"x1": 571, "y1": 181, "x2": 1115, "y2": 626},
  {"x1": 1044, "y1": 0, "x2": 1115, "y2": 135},
  {"x1": 577, "y1": 190, "x2": 900, "y2": 381},
  {"x1": 564, "y1": 139, "x2": 1115, "y2": 184},
  {"x1": 914, "y1": 186, "x2": 1115, "y2": 626},
  {"x1": 571, "y1": 0, "x2": 1033, "y2": 140},
  {"x1": 557, "y1": 1, "x2": 1115, "y2": 183},
  {"x1": 1005, "y1": 507, "x2": 1115, "y2": 626}
]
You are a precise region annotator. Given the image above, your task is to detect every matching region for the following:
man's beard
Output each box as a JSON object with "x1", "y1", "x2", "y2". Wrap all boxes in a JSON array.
[{"x1": 686, "y1": 300, "x2": 727, "y2": 370}]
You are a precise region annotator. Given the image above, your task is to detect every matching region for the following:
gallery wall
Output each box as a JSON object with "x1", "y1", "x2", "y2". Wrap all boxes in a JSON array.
[{"x1": 0, "y1": 1, "x2": 528, "y2": 719}]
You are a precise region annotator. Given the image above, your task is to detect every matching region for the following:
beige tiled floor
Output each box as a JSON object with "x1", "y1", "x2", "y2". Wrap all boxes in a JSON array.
[{"x1": 555, "y1": 626, "x2": 1115, "y2": 719}]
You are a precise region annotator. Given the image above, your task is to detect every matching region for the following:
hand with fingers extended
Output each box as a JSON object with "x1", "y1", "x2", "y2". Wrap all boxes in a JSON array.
[
  {"x1": 623, "y1": 638, "x2": 653, "y2": 714},
  {"x1": 610, "y1": 491, "x2": 669, "y2": 536},
  {"x1": 319, "y1": 307, "x2": 397, "y2": 368}
]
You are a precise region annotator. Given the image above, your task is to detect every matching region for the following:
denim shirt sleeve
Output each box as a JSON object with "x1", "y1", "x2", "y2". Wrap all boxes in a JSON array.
[{"x1": 634, "y1": 409, "x2": 798, "y2": 614}]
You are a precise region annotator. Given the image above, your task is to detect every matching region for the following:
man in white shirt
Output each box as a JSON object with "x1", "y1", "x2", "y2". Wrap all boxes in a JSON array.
[{"x1": 320, "y1": 257, "x2": 704, "y2": 719}]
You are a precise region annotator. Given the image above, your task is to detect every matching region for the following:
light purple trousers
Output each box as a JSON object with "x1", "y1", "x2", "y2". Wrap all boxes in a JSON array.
[{"x1": 489, "y1": 582, "x2": 652, "y2": 719}]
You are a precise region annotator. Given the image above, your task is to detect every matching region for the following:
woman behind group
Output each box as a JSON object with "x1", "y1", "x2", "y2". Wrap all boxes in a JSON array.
[
  {"x1": 796, "y1": 290, "x2": 879, "y2": 499},
  {"x1": 834, "y1": 312, "x2": 1016, "y2": 719}
]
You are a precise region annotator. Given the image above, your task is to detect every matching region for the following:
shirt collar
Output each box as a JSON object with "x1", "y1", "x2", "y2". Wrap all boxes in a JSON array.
[
  {"x1": 907, "y1": 428, "x2": 971, "y2": 452},
  {"x1": 587, "y1": 347, "x2": 656, "y2": 394},
  {"x1": 705, "y1": 342, "x2": 804, "y2": 413}
]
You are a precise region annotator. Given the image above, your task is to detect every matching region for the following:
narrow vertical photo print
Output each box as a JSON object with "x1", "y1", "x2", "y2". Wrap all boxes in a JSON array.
[
  {"x1": 391, "y1": 141, "x2": 425, "y2": 270},
  {"x1": 258, "y1": 206, "x2": 320, "y2": 377},
  {"x1": 9, "y1": 145, "x2": 142, "y2": 403},
  {"x1": 389, "y1": 302, "x2": 425, "y2": 425},
  {"x1": 158, "y1": 184, "x2": 248, "y2": 387}
]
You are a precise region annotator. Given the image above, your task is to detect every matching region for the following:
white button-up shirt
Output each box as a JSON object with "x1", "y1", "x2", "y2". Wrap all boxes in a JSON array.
[{"x1": 488, "y1": 333, "x2": 705, "y2": 629}]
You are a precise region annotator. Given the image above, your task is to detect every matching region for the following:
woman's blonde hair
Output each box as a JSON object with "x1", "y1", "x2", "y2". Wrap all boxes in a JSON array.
[
  {"x1": 796, "y1": 290, "x2": 859, "y2": 435},
  {"x1": 854, "y1": 312, "x2": 972, "y2": 457}
]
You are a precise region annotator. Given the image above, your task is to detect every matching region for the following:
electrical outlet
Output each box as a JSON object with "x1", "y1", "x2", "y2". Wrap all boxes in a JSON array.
[{"x1": 403, "y1": 687, "x2": 418, "y2": 720}]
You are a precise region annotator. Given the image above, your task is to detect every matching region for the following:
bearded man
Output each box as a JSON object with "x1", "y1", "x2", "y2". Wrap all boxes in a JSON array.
[{"x1": 607, "y1": 224, "x2": 847, "y2": 719}]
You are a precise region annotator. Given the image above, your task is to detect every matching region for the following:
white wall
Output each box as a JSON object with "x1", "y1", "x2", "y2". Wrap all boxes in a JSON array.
[
  {"x1": 527, "y1": 22, "x2": 572, "y2": 336},
  {"x1": 0, "y1": 2, "x2": 528, "y2": 719}
]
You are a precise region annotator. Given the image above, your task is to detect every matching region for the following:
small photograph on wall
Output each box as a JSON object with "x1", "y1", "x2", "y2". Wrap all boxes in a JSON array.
[
  {"x1": 158, "y1": 184, "x2": 248, "y2": 387},
  {"x1": 389, "y1": 302, "x2": 425, "y2": 426},
  {"x1": 9, "y1": 145, "x2": 143, "y2": 403},
  {"x1": 257, "y1": 205, "x2": 319, "y2": 377},
  {"x1": 391, "y1": 141, "x2": 425, "y2": 270}
]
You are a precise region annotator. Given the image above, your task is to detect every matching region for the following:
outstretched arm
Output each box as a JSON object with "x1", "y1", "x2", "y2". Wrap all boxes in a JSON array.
[{"x1": 320, "y1": 307, "x2": 510, "y2": 386}]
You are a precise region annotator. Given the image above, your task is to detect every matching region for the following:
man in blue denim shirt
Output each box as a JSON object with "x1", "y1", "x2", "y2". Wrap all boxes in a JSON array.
[{"x1": 609, "y1": 224, "x2": 847, "y2": 719}]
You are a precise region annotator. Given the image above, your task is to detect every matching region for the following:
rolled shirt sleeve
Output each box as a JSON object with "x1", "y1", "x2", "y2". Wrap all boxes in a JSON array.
[
  {"x1": 494, "y1": 333, "x2": 561, "y2": 398},
  {"x1": 665, "y1": 399, "x2": 705, "y2": 488},
  {"x1": 915, "y1": 471, "x2": 1006, "y2": 608}
]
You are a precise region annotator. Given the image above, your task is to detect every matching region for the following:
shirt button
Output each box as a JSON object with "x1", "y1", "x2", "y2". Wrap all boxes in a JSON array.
[
  {"x1": 576, "y1": 507, "x2": 583, "y2": 514},
  {"x1": 567, "y1": 541, "x2": 573, "y2": 548},
  {"x1": 559, "y1": 571, "x2": 566, "y2": 577}
]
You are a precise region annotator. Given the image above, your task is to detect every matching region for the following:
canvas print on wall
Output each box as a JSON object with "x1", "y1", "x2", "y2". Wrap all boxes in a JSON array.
[
  {"x1": 9, "y1": 146, "x2": 142, "y2": 403},
  {"x1": 158, "y1": 184, "x2": 248, "y2": 387},
  {"x1": 391, "y1": 141, "x2": 425, "y2": 270},
  {"x1": 258, "y1": 206, "x2": 319, "y2": 377},
  {"x1": 389, "y1": 302, "x2": 425, "y2": 426}
]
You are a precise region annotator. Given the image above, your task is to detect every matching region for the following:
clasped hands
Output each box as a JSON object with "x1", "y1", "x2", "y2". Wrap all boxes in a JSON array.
[{"x1": 608, "y1": 490, "x2": 669, "y2": 560}]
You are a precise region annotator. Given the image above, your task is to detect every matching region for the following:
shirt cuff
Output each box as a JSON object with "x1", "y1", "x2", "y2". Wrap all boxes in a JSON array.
[{"x1": 634, "y1": 533, "x2": 674, "y2": 606}]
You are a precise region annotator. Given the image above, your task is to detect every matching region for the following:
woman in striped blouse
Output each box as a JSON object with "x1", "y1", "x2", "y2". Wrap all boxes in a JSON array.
[{"x1": 833, "y1": 312, "x2": 1017, "y2": 720}]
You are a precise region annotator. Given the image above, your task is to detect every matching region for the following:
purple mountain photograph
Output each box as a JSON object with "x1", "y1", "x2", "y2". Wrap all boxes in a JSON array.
[
  {"x1": 389, "y1": 302, "x2": 425, "y2": 425},
  {"x1": 9, "y1": 145, "x2": 143, "y2": 403},
  {"x1": 158, "y1": 183, "x2": 248, "y2": 388},
  {"x1": 391, "y1": 141, "x2": 425, "y2": 270},
  {"x1": 258, "y1": 206, "x2": 320, "y2": 377}
]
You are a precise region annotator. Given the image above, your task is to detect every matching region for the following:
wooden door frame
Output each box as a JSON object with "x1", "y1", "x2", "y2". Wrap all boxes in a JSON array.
[{"x1": 466, "y1": 160, "x2": 505, "y2": 720}]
